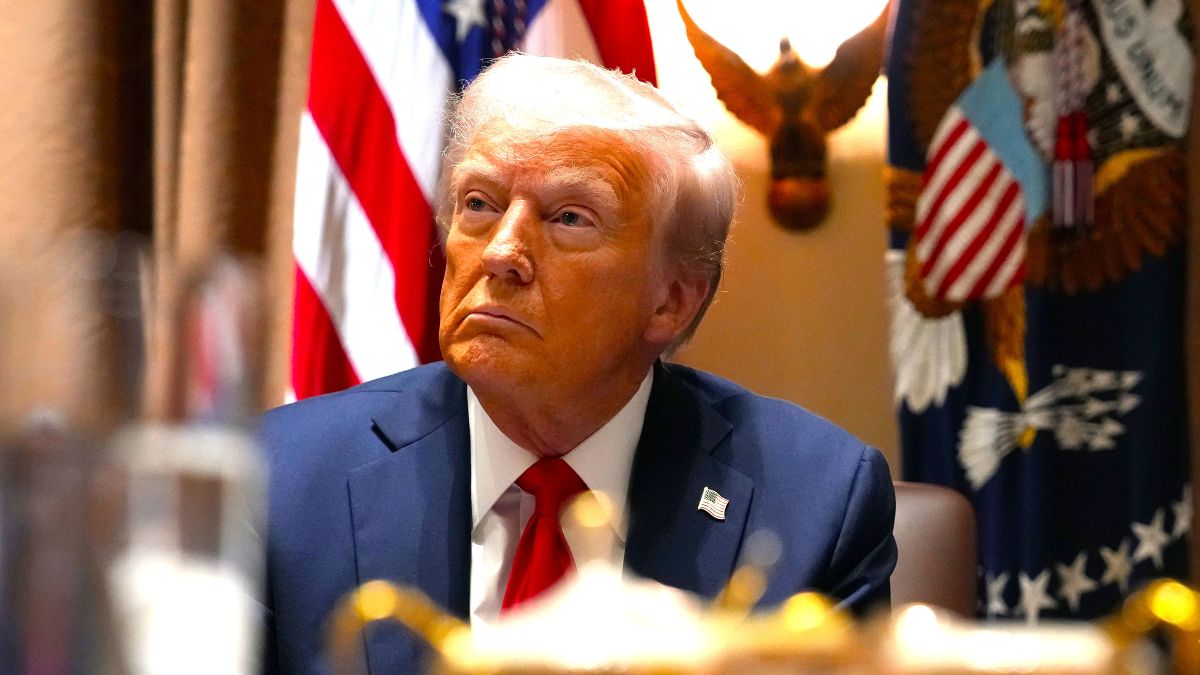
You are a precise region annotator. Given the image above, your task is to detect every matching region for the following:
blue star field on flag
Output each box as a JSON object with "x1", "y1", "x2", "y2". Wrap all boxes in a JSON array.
[{"x1": 422, "y1": 0, "x2": 549, "y2": 83}]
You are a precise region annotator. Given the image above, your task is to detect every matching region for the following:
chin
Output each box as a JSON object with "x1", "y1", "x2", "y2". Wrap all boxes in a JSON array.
[{"x1": 442, "y1": 338, "x2": 541, "y2": 393}]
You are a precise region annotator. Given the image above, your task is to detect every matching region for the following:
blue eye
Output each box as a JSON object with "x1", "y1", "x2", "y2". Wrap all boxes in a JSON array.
[
  {"x1": 466, "y1": 197, "x2": 487, "y2": 211},
  {"x1": 559, "y1": 211, "x2": 583, "y2": 226}
]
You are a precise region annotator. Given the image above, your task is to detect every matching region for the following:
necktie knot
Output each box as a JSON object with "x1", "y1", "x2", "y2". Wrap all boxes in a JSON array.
[{"x1": 516, "y1": 458, "x2": 587, "y2": 517}]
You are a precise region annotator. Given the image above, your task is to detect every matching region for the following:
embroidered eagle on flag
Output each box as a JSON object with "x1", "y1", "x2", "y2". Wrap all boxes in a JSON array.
[{"x1": 899, "y1": 58, "x2": 1049, "y2": 404}]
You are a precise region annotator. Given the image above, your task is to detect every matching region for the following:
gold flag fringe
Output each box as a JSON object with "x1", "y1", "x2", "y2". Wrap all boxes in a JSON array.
[
  {"x1": 884, "y1": 166, "x2": 923, "y2": 232},
  {"x1": 1027, "y1": 148, "x2": 1185, "y2": 295},
  {"x1": 907, "y1": 0, "x2": 984, "y2": 151}
]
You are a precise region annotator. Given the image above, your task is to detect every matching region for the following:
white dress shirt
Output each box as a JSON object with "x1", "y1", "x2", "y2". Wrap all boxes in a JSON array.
[{"x1": 467, "y1": 370, "x2": 653, "y2": 630}]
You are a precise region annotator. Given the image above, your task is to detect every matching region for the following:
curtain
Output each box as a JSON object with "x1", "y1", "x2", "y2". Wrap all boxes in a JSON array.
[{"x1": 0, "y1": 0, "x2": 313, "y2": 433}]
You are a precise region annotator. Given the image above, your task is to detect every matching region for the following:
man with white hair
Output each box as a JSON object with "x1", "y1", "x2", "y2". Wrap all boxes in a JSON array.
[{"x1": 262, "y1": 54, "x2": 896, "y2": 673}]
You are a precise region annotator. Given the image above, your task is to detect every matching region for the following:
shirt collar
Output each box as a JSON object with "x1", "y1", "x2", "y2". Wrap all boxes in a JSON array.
[{"x1": 468, "y1": 369, "x2": 654, "y2": 541}]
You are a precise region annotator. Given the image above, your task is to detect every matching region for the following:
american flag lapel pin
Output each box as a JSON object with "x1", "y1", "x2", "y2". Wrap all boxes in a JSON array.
[{"x1": 697, "y1": 486, "x2": 729, "y2": 521}]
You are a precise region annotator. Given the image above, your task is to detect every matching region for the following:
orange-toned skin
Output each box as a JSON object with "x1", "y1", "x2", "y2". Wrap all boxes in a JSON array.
[{"x1": 439, "y1": 128, "x2": 708, "y2": 457}]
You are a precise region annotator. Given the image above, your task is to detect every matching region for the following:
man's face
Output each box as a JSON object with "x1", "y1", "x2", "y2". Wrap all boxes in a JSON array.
[{"x1": 438, "y1": 127, "x2": 668, "y2": 402}]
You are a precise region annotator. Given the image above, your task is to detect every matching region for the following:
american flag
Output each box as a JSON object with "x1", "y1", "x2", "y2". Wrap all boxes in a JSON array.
[
  {"x1": 913, "y1": 60, "x2": 1046, "y2": 304},
  {"x1": 290, "y1": 0, "x2": 656, "y2": 400},
  {"x1": 697, "y1": 486, "x2": 729, "y2": 521}
]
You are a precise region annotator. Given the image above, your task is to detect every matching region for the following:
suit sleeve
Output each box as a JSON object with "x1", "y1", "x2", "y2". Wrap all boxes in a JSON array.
[
  {"x1": 258, "y1": 415, "x2": 280, "y2": 675},
  {"x1": 823, "y1": 446, "x2": 897, "y2": 616},
  {"x1": 260, "y1": 565, "x2": 279, "y2": 675}
]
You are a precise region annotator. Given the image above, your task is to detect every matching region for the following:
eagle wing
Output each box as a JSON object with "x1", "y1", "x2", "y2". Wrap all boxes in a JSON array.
[
  {"x1": 810, "y1": 1, "x2": 890, "y2": 132},
  {"x1": 677, "y1": 0, "x2": 781, "y2": 137}
]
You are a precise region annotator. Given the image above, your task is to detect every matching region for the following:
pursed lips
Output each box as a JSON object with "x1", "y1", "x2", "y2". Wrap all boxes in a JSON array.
[{"x1": 463, "y1": 305, "x2": 539, "y2": 335}]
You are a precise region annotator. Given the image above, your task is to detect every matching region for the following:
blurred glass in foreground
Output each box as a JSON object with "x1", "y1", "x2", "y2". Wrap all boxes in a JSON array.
[{"x1": 0, "y1": 233, "x2": 267, "y2": 674}]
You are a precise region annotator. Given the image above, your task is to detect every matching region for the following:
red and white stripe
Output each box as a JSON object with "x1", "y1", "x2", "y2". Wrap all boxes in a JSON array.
[
  {"x1": 914, "y1": 108, "x2": 1027, "y2": 304},
  {"x1": 290, "y1": 0, "x2": 656, "y2": 400}
]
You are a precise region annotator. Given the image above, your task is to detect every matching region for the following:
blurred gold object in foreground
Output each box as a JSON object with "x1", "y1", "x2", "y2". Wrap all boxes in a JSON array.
[
  {"x1": 327, "y1": 579, "x2": 1165, "y2": 674},
  {"x1": 328, "y1": 575, "x2": 858, "y2": 674},
  {"x1": 1105, "y1": 579, "x2": 1200, "y2": 673},
  {"x1": 881, "y1": 603, "x2": 1126, "y2": 674},
  {"x1": 324, "y1": 493, "x2": 1197, "y2": 674},
  {"x1": 328, "y1": 581, "x2": 469, "y2": 675}
]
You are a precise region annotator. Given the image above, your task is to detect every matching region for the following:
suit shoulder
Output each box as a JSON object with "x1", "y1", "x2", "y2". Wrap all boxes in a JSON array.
[
  {"x1": 260, "y1": 363, "x2": 463, "y2": 462},
  {"x1": 264, "y1": 362, "x2": 452, "y2": 419},
  {"x1": 665, "y1": 363, "x2": 868, "y2": 451}
]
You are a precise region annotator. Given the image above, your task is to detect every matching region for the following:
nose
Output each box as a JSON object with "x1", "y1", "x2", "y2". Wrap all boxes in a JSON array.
[{"x1": 481, "y1": 202, "x2": 535, "y2": 284}]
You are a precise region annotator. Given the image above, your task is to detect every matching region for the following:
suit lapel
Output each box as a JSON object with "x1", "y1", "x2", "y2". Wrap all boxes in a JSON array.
[
  {"x1": 347, "y1": 372, "x2": 472, "y2": 672},
  {"x1": 625, "y1": 363, "x2": 754, "y2": 599}
]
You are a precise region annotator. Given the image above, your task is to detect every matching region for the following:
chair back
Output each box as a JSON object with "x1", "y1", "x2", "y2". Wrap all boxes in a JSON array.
[{"x1": 892, "y1": 480, "x2": 977, "y2": 616}]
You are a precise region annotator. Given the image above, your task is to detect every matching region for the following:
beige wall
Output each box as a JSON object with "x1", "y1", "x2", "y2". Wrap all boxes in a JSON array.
[{"x1": 646, "y1": 2, "x2": 901, "y2": 467}]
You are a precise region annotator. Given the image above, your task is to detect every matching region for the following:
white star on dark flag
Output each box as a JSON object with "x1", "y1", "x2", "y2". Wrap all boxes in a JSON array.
[
  {"x1": 1119, "y1": 111, "x2": 1140, "y2": 140},
  {"x1": 1055, "y1": 552, "x2": 1097, "y2": 613},
  {"x1": 1100, "y1": 538, "x2": 1133, "y2": 593},
  {"x1": 985, "y1": 571, "x2": 1010, "y2": 617},
  {"x1": 1018, "y1": 570, "x2": 1056, "y2": 624},
  {"x1": 444, "y1": 0, "x2": 486, "y2": 44},
  {"x1": 1132, "y1": 509, "x2": 1170, "y2": 569},
  {"x1": 1105, "y1": 82, "x2": 1123, "y2": 104}
]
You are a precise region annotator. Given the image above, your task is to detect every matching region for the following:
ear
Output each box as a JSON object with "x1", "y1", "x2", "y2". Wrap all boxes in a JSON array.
[{"x1": 643, "y1": 274, "x2": 711, "y2": 347}]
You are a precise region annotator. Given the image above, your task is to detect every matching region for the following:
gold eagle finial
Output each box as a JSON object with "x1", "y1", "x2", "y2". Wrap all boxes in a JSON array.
[{"x1": 678, "y1": 0, "x2": 890, "y2": 231}]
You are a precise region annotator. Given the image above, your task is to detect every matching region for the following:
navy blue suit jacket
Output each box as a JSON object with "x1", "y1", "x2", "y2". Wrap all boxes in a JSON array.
[{"x1": 261, "y1": 362, "x2": 896, "y2": 673}]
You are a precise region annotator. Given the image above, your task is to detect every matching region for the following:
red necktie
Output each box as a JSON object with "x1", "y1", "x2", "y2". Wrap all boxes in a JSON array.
[{"x1": 500, "y1": 458, "x2": 588, "y2": 613}]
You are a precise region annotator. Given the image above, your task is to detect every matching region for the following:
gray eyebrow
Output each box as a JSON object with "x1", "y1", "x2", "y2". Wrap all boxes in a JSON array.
[
  {"x1": 540, "y1": 166, "x2": 620, "y2": 214},
  {"x1": 450, "y1": 159, "x2": 505, "y2": 190}
]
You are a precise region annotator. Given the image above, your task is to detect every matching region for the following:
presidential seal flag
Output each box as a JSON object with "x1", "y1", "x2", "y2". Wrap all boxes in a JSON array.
[
  {"x1": 289, "y1": 0, "x2": 657, "y2": 400},
  {"x1": 886, "y1": 0, "x2": 1191, "y2": 621}
]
